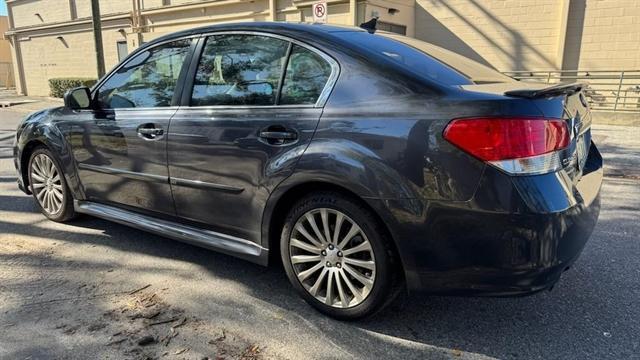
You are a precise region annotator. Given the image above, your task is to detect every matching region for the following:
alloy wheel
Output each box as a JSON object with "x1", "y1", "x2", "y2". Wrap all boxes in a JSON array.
[
  {"x1": 30, "y1": 153, "x2": 64, "y2": 215},
  {"x1": 289, "y1": 208, "x2": 376, "y2": 308}
]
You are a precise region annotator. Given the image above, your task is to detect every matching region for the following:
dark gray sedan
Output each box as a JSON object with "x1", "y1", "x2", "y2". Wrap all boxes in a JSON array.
[{"x1": 13, "y1": 22, "x2": 602, "y2": 319}]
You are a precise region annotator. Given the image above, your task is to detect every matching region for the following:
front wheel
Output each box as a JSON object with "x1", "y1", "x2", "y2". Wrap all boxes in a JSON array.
[
  {"x1": 28, "y1": 147, "x2": 76, "y2": 222},
  {"x1": 280, "y1": 192, "x2": 400, "y2": 320}
]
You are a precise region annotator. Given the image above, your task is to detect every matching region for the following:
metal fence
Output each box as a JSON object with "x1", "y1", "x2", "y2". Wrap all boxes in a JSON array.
[
  {"x1": 503, "y1": 70, "x2": 640, "y2": 112},
  {"x1": 0, "y1": 62, "x2": 15, "y2": 89}
]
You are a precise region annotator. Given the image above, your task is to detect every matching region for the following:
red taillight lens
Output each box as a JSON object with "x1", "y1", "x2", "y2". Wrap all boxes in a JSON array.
[{"x1": 443, "y1": 117, "x2": 570, "y2": 161}]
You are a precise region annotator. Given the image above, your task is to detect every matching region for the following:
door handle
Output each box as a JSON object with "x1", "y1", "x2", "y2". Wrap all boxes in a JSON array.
[
  {"x1": 137, "y1": 124, "x2": 164, "y2": 140},
  {"x1": 259, "y1": 131, "x2": 298, "y2": 140},
  {"x1": 258, "y1": 127, "x2": 298, "y2": 145}
]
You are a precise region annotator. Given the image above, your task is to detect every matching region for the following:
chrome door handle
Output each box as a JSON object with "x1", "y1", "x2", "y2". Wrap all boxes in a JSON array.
[
  {"x1": 137, "y1": 125, "x2": 164, "y2": 140},
  {"x1": 258, "y1": 131, "x2": 298, "y2": 140}
]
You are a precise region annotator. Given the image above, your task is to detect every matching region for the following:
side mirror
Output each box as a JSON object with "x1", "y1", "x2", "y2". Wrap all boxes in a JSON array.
[{"x1": 64, "y1": 87, "x2": 92, "y2": 110}]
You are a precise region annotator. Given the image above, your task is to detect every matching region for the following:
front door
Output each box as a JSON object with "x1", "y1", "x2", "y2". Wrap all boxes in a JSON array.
[
  {"x1": 69, "y1": 38, "x2": 193, "y2": 215},
  {"x1": 168, "y1": 33, "x2": 337, "y2": 243}
]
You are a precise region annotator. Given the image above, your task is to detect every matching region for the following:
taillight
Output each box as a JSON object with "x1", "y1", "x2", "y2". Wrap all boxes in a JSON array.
[{"x1": 443, "y1": 117, "x2": 570, "y2": 175}]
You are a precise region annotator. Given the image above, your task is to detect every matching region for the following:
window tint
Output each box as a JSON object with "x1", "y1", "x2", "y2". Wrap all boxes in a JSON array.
[
  {"x1": 191, "y1": 35, "x2": 289, "y2": 106},
  {"x1": 280, "y1": 45, "x2": 332, "y2": 105},
  {"x1": 339, "y1": 32, "x2": 473, "y2": 86},
  {"x1": 97, "y1": 39, "x2": 191, "y2": 109},
  {"x1": 381, "y1": 33, "x2": 515, "y2": 84}
]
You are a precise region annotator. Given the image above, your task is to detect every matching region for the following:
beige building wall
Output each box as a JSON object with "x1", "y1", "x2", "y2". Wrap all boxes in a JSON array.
[
  {"x1": 1, "y1": 16, "x2": 15, "y2": 88},
  {"x1": 415, "y1": 0, "x2": 640, "y2": 72},
  {"x1": 0, "y1": 17, "x2": 12, "y2": 63},
  {"x1": 565, "y1": 0, "x2": 640, "y2": 70},
  {"x1": 415, "y1": 0, "x2": 564, "y2": 71},
  {"x1": 5, "y1": 0, "x2": 640, "y2": 95}
]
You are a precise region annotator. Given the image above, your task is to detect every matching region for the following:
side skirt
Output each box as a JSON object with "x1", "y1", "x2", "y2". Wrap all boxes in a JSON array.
[{"x1": 74, "y1": 201, "x2": 269, "y2": 266}]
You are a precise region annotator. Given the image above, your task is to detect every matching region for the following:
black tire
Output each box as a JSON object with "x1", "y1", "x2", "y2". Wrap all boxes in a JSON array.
[
  {"x1": 280, "y1": 191, "x2": 401, "y2": 320},
  {"x1": 27, "y1": 146, "x2": 77, "y2": 222}
]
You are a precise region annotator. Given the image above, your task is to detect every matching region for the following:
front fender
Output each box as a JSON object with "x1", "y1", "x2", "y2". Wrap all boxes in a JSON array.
[{"x1": 15, "y1": 108, "x2": 84, "y2": 200}]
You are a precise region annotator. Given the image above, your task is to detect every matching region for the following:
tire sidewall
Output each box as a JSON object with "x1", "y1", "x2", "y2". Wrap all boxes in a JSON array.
[
  {"x1": 280, "y1": 192, "x2": 393, "y2": 320},
  {"x1": 28, "y1": 147, "x2": 75, "y2": 222}
]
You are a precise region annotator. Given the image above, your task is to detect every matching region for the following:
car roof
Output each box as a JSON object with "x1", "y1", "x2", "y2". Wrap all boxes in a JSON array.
[{"x1": 145, "y1": 22, "x2": 367, "y2": 47}]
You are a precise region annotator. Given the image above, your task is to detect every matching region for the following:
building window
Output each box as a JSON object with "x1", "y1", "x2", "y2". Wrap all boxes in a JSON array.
[
  {"x1": 162, "y1": 0, "x2": 171, "y2": 5},
  {"x1": 377, "y1": 21, "x2": 407, "y2": 35},
  {"x1": 117, "y1": 41, "x2": 128, "y2": 62}
]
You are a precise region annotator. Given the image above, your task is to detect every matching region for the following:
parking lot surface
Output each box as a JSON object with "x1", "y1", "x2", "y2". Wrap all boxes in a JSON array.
[{"x1": 1, "y1": 108, "x2": 639, "y2": 359}]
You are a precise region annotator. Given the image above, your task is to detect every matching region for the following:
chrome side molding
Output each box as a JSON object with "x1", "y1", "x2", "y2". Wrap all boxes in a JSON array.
[{"x1": 74, "y1": 201, "x2": 268, "y2": 265}]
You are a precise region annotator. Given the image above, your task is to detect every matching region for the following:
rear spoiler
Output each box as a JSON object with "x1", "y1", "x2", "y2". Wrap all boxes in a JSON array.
[{"x1": 504, "y1": 82, "x2": 587, "y2": 99}]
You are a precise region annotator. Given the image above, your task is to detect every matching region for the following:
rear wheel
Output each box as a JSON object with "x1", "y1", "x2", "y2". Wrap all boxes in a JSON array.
[
  {"x1": 28, "y1": 147, "x2": 76, "y2": 222},
  {"x1": 280, "y1": 192, "x2": 400, "y2": 319}
]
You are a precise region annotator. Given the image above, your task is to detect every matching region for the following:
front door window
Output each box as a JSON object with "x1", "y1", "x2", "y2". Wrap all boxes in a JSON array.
[{"x1": 97, "y1": 39, "x2": 191, "y2": 109}]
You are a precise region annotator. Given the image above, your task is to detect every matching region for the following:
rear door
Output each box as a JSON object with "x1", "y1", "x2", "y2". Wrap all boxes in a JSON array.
[
  {"x1": 70, "y1": 38, "x2": 194, "y2": 215},
  {"x1": 167, "y1": 32, "x2": 337, "y2": 243}
]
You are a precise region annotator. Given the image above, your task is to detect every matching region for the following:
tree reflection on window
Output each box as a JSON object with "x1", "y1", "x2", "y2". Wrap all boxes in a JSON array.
[
  {"x1": 97, "y1": 39, "x2": 191, "y2": 109},
  {"x1": 280, "y1": 45, "x2": 332, "y2": 105},
  {"x1": 191, "y1": 35, "x2": 289, "y2": 106}
]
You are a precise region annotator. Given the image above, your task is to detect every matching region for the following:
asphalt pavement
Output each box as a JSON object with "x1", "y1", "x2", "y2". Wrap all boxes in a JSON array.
[{"x1": 0, "y1": 108, "x2": 638, "y2": 359}]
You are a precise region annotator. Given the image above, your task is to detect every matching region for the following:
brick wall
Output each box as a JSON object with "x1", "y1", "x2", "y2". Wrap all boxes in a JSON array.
[
  {"x1": 11, "y1": 0, "x2": 73, "y2": 27},
  {"x1": 6, "y1": 0, "x2": 640, "y2": 95},
  {"x1": 17, "y1": 25, "x2": 127, "y2": 96},
  {"x1": 0, "y1": 16, "x2": 12, "y2": 63},
  {"x1": 569, "y1": 0, "x2": 640, "y2": 70},
  {"x1": 415, "y1": 0, "x2": 640, "y2": 72},
  {"x1": 415, "y1": 0, "x2": 563, "y2": 71}
]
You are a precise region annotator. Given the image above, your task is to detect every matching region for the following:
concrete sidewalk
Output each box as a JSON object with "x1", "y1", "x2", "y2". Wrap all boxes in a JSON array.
[
  {"x1": 0, "y1": 89, "x2": 62, "y2": 112},
  {"x1": 592, "y1": 124, "x2": 640, "y2": 180}
]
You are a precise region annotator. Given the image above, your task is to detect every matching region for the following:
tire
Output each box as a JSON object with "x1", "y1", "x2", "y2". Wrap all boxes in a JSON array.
[
  {"x1": 28, "y1": 146, "x2": 77, "y2": 222},
  {"x1": 280, "y1": 191, "x2": 401, "y2": 320}
]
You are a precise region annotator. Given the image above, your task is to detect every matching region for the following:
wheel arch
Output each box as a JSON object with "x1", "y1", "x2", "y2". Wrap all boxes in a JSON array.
[
  {"x1": 263, "y1": 180, "x2": 405, "y2": 281},
  {"x1": 17, "y1": 123, "x2": 84, "y2": 200},
  {"x1": 19, "y1": 139, "x2": 48, "y2": 194}
]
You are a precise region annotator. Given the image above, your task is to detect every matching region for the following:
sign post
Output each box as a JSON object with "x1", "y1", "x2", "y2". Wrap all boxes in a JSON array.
[{"x1": 312, "y1": 2, "x2": 328, "y2": 24}]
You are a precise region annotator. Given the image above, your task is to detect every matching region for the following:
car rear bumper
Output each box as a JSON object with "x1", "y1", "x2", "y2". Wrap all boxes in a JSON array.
[{"x1": 379, "y1": 142, "x2": 603, "y2": 296}]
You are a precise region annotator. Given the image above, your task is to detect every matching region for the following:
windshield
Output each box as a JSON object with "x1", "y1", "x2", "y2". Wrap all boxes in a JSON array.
[{"x1": 379, "y1": 32, "x2": 515, "y2": 84}]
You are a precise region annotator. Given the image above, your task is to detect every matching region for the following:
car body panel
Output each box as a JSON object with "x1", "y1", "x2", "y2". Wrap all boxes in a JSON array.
[
  {"x1": 13, "y1": 22, "x2": 603, "y2": 297},
  {"x1": 68, "y1": 108, "x2": 178, "y2": 215},
  {"x1": 167, "y1": 106, "x2": 322, "y2": 244}
]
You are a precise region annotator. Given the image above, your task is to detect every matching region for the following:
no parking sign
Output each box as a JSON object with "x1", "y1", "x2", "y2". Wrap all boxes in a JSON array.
[{"x1": 312, "y1": 1, "x2": 328, "y2": 23}]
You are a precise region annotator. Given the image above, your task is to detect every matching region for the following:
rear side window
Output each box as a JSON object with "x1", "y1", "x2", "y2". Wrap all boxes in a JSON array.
[
  {"x1": 191, "y1": 35, "x2": 289, "y2": 106},
  {"x1": 280, "y1": 45, "x2": 332, "y2": 105}
]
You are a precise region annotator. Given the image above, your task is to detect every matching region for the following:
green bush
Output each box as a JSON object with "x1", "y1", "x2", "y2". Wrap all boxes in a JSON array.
[{"x1": 48, "y1": 78, "x2": 97, "y2": 98}]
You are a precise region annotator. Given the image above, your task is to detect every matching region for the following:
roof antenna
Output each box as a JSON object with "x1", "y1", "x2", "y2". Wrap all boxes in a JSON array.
[{"x1": 359, "y1": 17, "x2": 379, "y2": 34}]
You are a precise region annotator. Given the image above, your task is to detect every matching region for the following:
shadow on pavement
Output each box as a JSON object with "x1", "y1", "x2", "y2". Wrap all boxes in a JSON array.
[{"x1": 1, "y1": 178, "x2": 638, "y2": 359}]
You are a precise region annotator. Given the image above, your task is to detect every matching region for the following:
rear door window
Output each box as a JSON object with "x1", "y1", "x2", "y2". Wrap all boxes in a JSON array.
[{"x1": 191, "y1": 34, "x2": 289, "y2": 106}]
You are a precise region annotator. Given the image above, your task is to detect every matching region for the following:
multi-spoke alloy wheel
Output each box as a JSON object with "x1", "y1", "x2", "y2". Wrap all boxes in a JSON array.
[
  {"x1": 28, "y1": 147, "x2": 76, "y2": 222},
  {"x1": 281, "y1": 192, "x2": 400, "y2": 319},
  {"x1": 31, "y1": 153, "x2": 64, "y2": 215},
  {"x1": 289, "y1": 208, "x2": 376, "y2": 308}
]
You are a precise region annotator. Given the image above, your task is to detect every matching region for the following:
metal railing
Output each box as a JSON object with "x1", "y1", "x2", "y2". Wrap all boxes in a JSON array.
[
  {"x1": 0, "y1": 62, "x2": 15, "y2": 89},
  {"x1": 503, "y1": 70, "x2": 640, "y2": 112}
]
